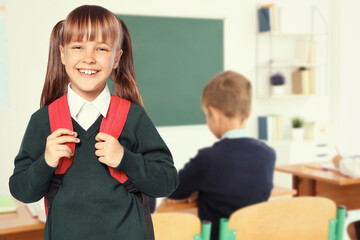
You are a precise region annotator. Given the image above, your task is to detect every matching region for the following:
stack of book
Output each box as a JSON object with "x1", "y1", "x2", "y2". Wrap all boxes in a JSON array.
[{"x1": 258, "y1": 115, "x2": 283, "y2": 141}]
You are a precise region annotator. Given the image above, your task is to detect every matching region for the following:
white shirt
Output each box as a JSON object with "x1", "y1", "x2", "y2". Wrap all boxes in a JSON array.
[
  {"x1": 67, "y1": 84, "x2": 111, "y2": 130},
  {"x1": 339, "y1": 155, "x2": 360, "y2": 178},
  {"x1": 221, "y1": 129, "x2": 250, "y2": 139}
]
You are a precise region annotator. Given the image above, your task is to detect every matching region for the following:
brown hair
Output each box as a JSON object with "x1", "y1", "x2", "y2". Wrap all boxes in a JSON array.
[
  {"x1": 201, "y1": 70, "x2": 252, "y2": 123},
  {"x1": 40, "y1": 5, "x2": 143, "y2": 107}
]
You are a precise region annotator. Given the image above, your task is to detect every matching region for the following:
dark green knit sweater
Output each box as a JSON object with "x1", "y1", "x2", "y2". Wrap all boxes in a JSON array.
[{"x1": 9, "y1": 102, "x2": 178, "y2": 240}]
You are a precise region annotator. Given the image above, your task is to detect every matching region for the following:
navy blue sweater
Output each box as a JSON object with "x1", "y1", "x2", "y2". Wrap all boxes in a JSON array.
[
  {"x1": 169, "y1": 138, "x2": 276, "y2": 240},
  {"x1": 9, "y1": 103, "x2": 178, "y2": 240}
]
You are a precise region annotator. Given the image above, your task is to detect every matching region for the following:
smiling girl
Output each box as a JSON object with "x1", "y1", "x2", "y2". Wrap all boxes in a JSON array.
[{"x1": 9, "y1": 5, "x2": 178, "y2": 240}]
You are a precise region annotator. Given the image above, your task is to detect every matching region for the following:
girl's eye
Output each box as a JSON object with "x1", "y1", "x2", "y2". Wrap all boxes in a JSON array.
[
  {"x1": 98, "y1": 47, "x2": 109, "y2": 52},
  {"x1": 72, "y1": 46, "x2": 82, "y2": 50}
]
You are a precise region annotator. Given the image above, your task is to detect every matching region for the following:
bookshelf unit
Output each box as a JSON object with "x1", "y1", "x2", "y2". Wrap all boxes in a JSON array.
[
  {"x1": 255, "y1": 6, "x2": 329, "y2": 99},
  {"x1": 255, "y1": 5, "x2": 331, "y2": 139},
  {"x1": 255, "y1": 6, "x2": 334, "y2": 188}
]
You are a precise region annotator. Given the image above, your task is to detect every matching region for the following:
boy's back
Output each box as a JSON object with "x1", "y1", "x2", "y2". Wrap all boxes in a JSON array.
[
  {"x1": 170, "y1": 137, "x2": 275, "y2": 239},
  {"x1": 168, "y1": 71, "x2": 276, "y2": 240}
]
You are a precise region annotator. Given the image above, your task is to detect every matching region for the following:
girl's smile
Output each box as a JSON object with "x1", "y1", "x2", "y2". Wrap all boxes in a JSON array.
[{"x1": 77, "y1": 69, "x2": 99, "y2": 76}]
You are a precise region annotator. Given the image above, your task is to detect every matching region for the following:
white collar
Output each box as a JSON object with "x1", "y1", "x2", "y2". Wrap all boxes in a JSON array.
[
  {"x1": 221, "y1": 129, "x2": 250, "y2": 139},
  {"x1": 67, "y1": 83, "x2": 111, "y2": 118}
]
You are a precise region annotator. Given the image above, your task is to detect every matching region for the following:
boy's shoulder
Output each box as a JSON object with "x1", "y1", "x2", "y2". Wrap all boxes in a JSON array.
[
  {"x1": 192, "y1": 138, "x2": 275, "y2": 166},
  {"x1": 201, "y1": 137, "x2": 275, "y2": 156}
]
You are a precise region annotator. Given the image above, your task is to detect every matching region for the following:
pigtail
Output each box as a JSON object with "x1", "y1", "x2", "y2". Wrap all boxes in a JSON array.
[
  {"x1": 40, "y1": 20, "x2": 68, "y2": 107},
  {"x1": 111, "y1": 18, "x2": 144, "y2": 107}
]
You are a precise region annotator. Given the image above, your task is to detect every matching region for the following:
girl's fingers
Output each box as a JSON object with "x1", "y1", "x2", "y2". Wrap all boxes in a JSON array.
[
  {"x1": 56, "y1": 145, "x2": 74, "y2": 156},
  {"x1": 55, "y1": 136, "x2": 80, "y2": 144},
  {"x1": 95, "y1": 149, "x2": 104, "y2": 157},
  {"x1": 95, "y1": 132, "x2": 114, "y2": 142},
  {"x1": 58, "y1": 150, "x2": 73, "y2": 159},
  {"x1": 98, "y1": 157, "x2": 106, "y2": 164},
  {"x1": 95, "y1": 142, "x2": 106, "y2": 150},
  {"x1": 51, "y1": 128, "x2": 77, "y2": 138}
]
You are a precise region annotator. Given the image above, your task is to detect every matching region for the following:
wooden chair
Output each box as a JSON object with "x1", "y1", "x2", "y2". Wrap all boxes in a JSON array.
[
  {"x1": 152, "y1": 212, "x2": 211, "y2": 240},
  {"x1": 218, "y1": 197, "x2": 346, "y2": 240}
]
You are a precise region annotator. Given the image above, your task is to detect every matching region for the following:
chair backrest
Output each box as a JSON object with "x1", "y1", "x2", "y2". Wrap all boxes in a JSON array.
[
  {"x1": 152, "y1": 212, "x2": 211, "y2": 240},
  {"x1": 220, "y1": 197, "x2": 340, "y2": 240}
]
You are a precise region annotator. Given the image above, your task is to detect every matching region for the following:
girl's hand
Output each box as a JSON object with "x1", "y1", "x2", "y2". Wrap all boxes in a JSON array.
[
  {"x1": 45, "y1": 128, "x2": 80, "y2": 168},
  {"x1": 95, "y1": 133, "x2": 124, "y2": 168}
]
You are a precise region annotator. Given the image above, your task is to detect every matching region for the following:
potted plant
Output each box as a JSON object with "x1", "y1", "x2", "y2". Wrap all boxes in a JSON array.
[
  {"x1": 270, "y1": 72, "x2": 286, "y2": 96},
  {"x1": 291, "y1": 117, "x2": 304, "y2": 141}
]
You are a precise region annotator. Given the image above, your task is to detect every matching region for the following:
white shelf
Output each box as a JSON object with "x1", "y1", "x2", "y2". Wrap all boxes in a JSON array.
[
  {"x1": 258, "y1": 31, "x2": 327, "y2": 37},
  {"x1": 264, "y1": 139, "x2": 330, "y2": 145},
  {"x1": 256, "y1": 94, "x2": 327, "y2": 100},
  {"x1": 257, "y1": 63, "x2": 326, "y2": 68}
]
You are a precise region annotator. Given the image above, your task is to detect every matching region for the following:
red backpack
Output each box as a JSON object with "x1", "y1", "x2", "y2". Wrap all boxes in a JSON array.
[{"x1": 45, "y1": 94, "x2": 154, "y2": 239}]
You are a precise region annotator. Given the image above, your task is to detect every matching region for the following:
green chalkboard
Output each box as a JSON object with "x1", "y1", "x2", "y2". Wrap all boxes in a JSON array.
[{"x1": 113, "y1": 15, "x2": 224, "y2": 126}]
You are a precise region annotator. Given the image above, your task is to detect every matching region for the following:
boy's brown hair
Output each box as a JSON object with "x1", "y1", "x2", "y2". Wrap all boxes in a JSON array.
[{"x1": 201, "y1": 70, "x2": 252, "y2": 123}]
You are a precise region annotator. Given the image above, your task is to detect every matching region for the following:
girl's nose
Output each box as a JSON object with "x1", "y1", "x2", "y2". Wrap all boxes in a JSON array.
[{"x1": 83, "y1": 50, "x2": 96, "y2": 64}]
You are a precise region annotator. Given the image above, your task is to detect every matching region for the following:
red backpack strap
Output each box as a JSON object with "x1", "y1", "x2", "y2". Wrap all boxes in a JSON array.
[
  {"x1": 46, "y1": 94, "x2": 75, "y2": 216},
  {"x1": 99, "y1": 95, "x2": 131, "y2": 183},
  {"x1": 48, "y1": 94, "x2": 75, "y2": 174}
]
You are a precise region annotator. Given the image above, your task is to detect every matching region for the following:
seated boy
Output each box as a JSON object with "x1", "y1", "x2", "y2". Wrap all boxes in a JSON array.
[{"x1": 167, "y1": 70, "x2": 276, "y2": 240}]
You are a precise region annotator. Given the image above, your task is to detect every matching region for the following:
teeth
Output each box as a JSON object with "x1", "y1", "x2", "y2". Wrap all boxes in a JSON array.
[{"x1": 79, "y1": 69, "x2": 97, "y2": 75}]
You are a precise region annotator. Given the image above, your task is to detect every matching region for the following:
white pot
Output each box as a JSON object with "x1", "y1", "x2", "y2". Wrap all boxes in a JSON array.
[
  {"x1": 291, "y1": 128, "x2": 304, "y2": 142},
  {"x1": 271, "y1": 85, "x2": 285, "y2": 96}
]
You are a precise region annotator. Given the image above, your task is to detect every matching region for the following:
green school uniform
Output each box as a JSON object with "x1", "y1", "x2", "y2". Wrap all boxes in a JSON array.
[{"x1": 9, "y1": 103, "x2": 178, "y2": 240}]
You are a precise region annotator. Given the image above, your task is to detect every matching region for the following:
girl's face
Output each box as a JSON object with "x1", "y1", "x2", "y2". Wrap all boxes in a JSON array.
[{"x1": 60, "y1": 36, "x2": 122, "y2": 101}]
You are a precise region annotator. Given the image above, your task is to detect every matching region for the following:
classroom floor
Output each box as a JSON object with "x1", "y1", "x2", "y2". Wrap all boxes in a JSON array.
[{"x1": 344, "y1": 209, "x2": 360, "y2": 240}]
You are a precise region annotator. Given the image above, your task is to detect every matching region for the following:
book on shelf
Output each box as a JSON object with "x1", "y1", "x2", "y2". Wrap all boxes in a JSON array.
[
  {"x1": 258, "y1": 4, "x2": 278, "y2": 32},
  {"x1": 258, "y1": 7, "x2": 270, "y2": 32},
  {"x1": 295, "y1": 39, "x2": 317, "y2": 65},
  {"x1": 308, "y1": 40, "x2": 317, "y2": 64},
  {"x1": 0, "y1": 194, "x2": 17, "y2": 213},
  {"x1": 258, "y1": 115, "x2": 283, "y2": 141},
  {"x1": 309, "y1": 68, "x2": 316, "y2": 94},
  {"x1": 292, "y1": 68, "x2": 315, "y2": 94}
]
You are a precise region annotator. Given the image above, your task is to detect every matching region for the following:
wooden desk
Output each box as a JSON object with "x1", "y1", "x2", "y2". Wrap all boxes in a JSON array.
[
  {"x1": 270, "y1": 185, "x2": 297, "y2": 198},
  {"x1": 156, "y1": 185, "x2": 297, "y2": 215},
  {"x1": 276, "y1": 162, "x2": 360, "y2": 210},
  {"x1": 0, "y1": 201, "x2": 44, "y2": 240}
]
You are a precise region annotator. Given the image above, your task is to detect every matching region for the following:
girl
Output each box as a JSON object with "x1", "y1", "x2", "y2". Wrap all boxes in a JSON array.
[{"x1": 9, "y1": 5, "x2": 178, "y2": 240}]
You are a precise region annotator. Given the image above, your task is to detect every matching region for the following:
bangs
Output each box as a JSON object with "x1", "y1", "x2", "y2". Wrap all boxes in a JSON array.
[{"x1": 63, "y1": 5, "x2": 121, "y2": 47}]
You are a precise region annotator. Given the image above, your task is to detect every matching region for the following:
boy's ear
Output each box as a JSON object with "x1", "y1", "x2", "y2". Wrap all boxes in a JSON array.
[
  {"x1": 59, "y1": 45, "x2": 65, "y2": 65},
  {"x1": 247, "y1": 107, "x2": 253, "y2": 120},
  {"x1": 207, "y1": 106, "x2": 221, "y2": 122},
  {"x1": 113, "y1": 49, "x2": 123, "y2": 69}
]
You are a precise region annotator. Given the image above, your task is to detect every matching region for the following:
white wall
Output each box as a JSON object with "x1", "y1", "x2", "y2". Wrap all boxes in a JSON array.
[
  {"x1": 0, "y1": 0, "x2": 333, "y2": 194},
  {"x1": 332, "y1": 0, "x2": 360, "y2": 155}
]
